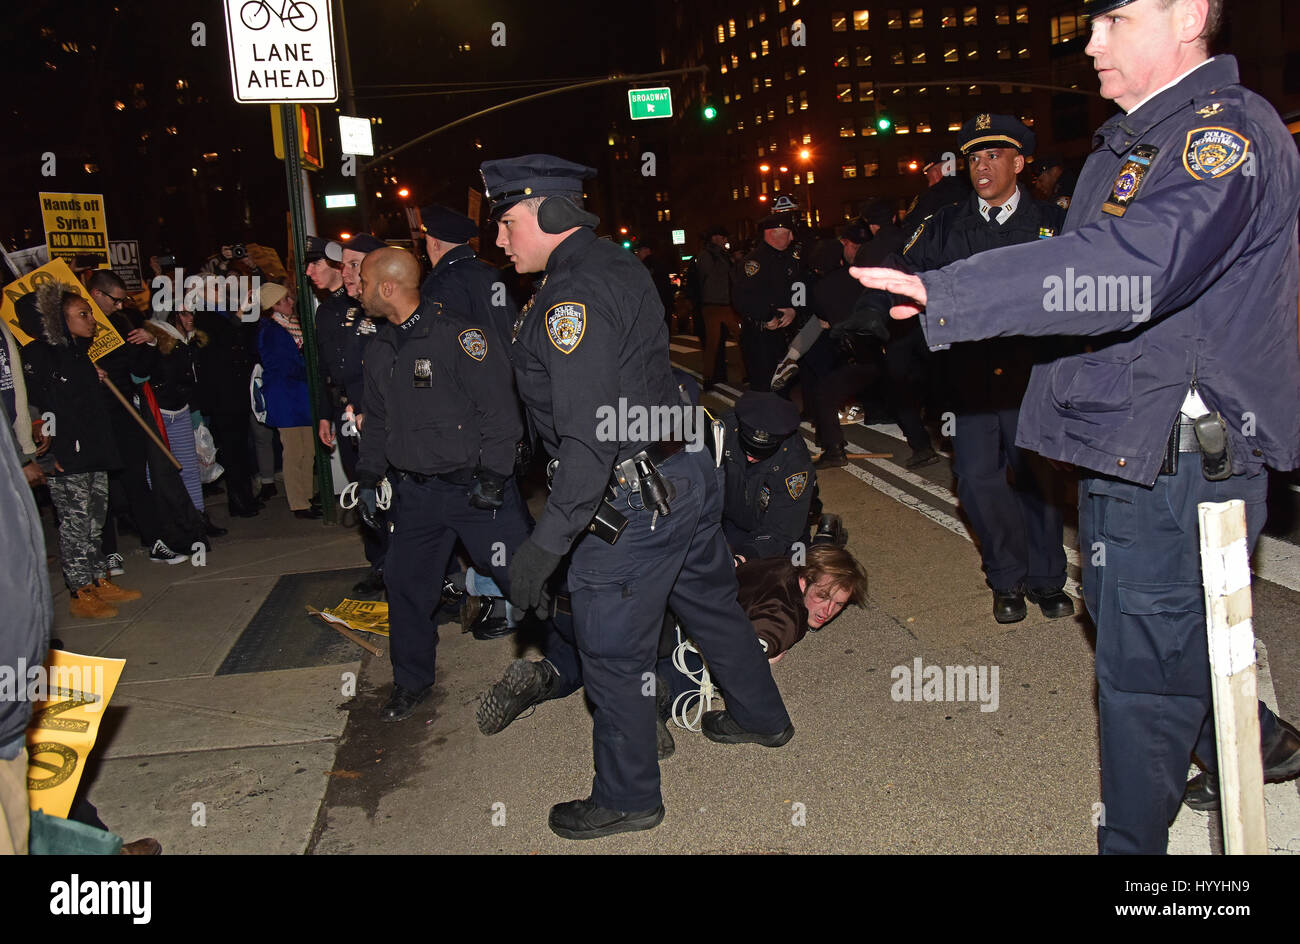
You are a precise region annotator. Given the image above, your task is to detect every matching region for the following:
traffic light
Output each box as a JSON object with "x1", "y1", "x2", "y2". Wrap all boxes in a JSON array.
[
  {"x1": 622, "y1": 240, "x2": 633, "y2": 249},
  {"x1": 270, "y1": 104, "x2": 324, "y2": 171},
  {"x1": 702, "y1": 101, "x2": 718, "y2": 120},
  {"x1": 875, "y1": 113, "x2": 894, "y2": 135}
]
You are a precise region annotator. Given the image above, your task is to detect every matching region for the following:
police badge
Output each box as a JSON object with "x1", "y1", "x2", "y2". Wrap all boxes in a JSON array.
[
  {"x1": 1183, "y1": 127, "x2": 1250, "y2": 180},
  {"x1": 545, "y1": 302, "x2": 586, "y2": 354},
  {"x1": 412, "y1": 357, "x2": 433, "y2": 388},
  {"x1": 1102, "y1": 144, "x2": 1159, "y2": 217},
  {"x1": 458, "y1": 328, "x2": 488, "y2": 361},
  {"x1": 744, "y1": 260, "x2": 761, "y2": 277},
  {"x1": 785, "y1": 471, "x2": 808, "y2": 500}
]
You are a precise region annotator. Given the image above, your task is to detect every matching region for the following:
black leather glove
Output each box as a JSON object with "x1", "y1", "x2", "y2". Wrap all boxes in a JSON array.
[
  {"x1": 507, "y1": 538, "x2": 562, "y2": 617},
  {"x1": 468, "y1": 469, "x2": 506, "y2": 510},
  {"x1": 831, "y1": 289, "x2": 891, "y2": 343},
  {"x1": 356, "y1": 488, "x2": 379, "y2": 533}
]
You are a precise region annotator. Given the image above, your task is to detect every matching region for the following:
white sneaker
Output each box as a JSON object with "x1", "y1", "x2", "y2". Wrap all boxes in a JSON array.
[
  {"x1": 106, "y1": 553, "x2": 125, "y2": 576},
  {"x1": 149, "y1": 540, "x2": 189, "y2": 565},
  {"x1": 770, "y1": 358, "x2": 799, "y2": 391}
]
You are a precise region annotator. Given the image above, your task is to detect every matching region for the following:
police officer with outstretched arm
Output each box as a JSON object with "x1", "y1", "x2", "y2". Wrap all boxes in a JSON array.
[
  {"x1": 482, "y1": 154, "x2": 793, "y2": 840},
  {"x1": 354, "y1": 247, "x2": 531, "y2": 723},
  {"x1": 851, "y1": 0, "x2": 1300, "y2": 854}
]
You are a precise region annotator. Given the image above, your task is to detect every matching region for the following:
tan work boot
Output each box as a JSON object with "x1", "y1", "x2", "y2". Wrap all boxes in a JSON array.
[
  {"x1": 93, "y1": 577, "x2": 142, "y2": 603},
  {"x1": 69, "y1": 585, "x2": 117, "y2": 619}
]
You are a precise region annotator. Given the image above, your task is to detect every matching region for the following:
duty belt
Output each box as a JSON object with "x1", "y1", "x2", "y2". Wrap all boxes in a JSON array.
[
  {"x1": 611, "y1": 440, "x2": 685, "y2": 493},
  {"x1": 1160, "y1": 412, "x2": 1233, "y2": 481},
  {"x1": 397, "y1": 467, "x2": 475, "y2": 486}
]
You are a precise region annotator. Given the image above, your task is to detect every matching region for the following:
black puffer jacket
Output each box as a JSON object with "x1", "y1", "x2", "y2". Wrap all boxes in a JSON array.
[
  {"x1": 143, "y1": 320, "x2": 205, "y2": 411},
  {"x1": 18, "y1": 289, "x2": 121, "y2": 474}
]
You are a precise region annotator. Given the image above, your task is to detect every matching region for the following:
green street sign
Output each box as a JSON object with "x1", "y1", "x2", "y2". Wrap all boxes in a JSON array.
[{"x1": 628, "y1": 87, "x2": 673, "y2": 120}]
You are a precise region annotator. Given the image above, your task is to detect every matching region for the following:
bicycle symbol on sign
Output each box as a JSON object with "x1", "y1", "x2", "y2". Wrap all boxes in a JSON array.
[{"x1": 240, "y1": 0, "x2": 318, "y2": 32}]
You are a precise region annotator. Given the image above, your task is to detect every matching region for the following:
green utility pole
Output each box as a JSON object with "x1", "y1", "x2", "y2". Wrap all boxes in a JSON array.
[{"x1": 279, "y1": 105, "x2": 336, "y2": 523}]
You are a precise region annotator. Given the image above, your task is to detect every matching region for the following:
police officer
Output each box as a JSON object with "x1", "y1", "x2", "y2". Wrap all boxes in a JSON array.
[
  {"x1": 851, "y1": 0, "x2": 1300, "y2": 853},
  {"x1": 354, "y1": 247, "x2": 530, "y2": 722},
  {"x1": 870, "y1": 114, "x2": 1073, "y2": 626},
  {"x1": 419, "y1": 204, "x2": 519, "y2": 349},
  {"x1": 732, "y1": 206, "x2": 807, "y2": 393},
  {"x1": 900, "y1": 150, "x2": 971, "y2": 233},
  {"x1": 313, "y1": 234, "x2": 387, "y2": 592},
  {"x1": 723, "y1": 392, "x2": 815, "y2": 562},
  {"x1": 481, "y1": 153, "x2": 793, "y2": 839}
]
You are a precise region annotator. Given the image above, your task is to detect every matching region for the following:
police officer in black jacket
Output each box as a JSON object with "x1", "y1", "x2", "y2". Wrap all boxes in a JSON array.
[
  {"x1": 354, "y1": 247, "x2": 530, "y2": 723},
  {"x1": 419, "y1": 204, "x2": 519, "y2": 350},
  {"x1": 723, "y1": 393, "x2": 815, "y2": 562},
  {"x1": 482, "y1": 153, "x2": 793, "y2": 840},
  {"x1": 868, "y1": 114, "x2": 1073, "y2": 625},
  {"x1": 732, "y1": 207, "x2": 807, "y2": 393}
]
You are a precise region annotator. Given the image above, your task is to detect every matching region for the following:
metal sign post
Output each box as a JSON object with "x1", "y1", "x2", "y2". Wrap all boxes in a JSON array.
[{"x1": 279, "y1": 101, "x2": 336, "y2": 522}]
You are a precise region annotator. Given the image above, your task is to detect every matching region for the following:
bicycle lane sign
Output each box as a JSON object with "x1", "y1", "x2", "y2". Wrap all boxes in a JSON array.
[{"x1": 223, "y1": 0, "x2": 337, "y2": 103}]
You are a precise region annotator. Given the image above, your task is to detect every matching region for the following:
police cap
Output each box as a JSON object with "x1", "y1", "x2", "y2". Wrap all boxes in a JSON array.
[
  {"x1": 1083, "y1": 0, "x2": 1136, "y2": 17},
  {"x1": 758, "y1": 212, "x2": 796, "y2": 232},
  {"x1": 958, "y1": 113, "x2": 1036, "y2": 157},
  {"x1": 304, "y1": 235, "x2": 331, "y2": 263},
  {"x1": 735, "y1": 392, "x2": 801, "y2": 460},
  {"x1": 479, "y1": 154, "x2": 597, "y2": 220},
  {"x1": 325, "y1": 233, "x2": 386, "y2": 262},
  {"x1": 419, "y1": 204, "x2": 479, "y2": 243}
]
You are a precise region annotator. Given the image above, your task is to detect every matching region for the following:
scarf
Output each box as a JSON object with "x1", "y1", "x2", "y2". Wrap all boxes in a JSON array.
[{"x1": 272, "y1": 312, "x2": 303, "y2": 349}]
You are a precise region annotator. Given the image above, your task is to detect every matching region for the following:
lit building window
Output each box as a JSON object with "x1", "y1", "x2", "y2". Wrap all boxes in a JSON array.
[
  {"x1": 1016, "y1": 5, "x2": 1029, "y2": 24},
  {"x1": 858, "y1": 80, "x2": 874, "y2": 101},
  {"x1": 833, "y1": 48, "x2": 849, "y2": 68},
  {"x1": 863, "y1": 152, "x2": 880, "y2": 177},
  {"x1": 729, "y1": 18, "x2": 737, "y2": 36},
  {"x1": 840, "y1": 120, "x2": 856, "y2": 137},
  {"x1": 965, "y1": 41, "x2": 979, "y2": 60},
  {"x1": 761, "y1": 39, "x2": 770, "y2": 55},
  {"x1": 948, "y1": 112, "x2": 962, "y2": 131},
  {"x1": 916, "y1": 116, "x2": 932, "y2": 133},
  {"x1": 786, "y1": 94, "x2": 795, "y2": 114},
  {"x1": 911, "y1": 45, "x2": 926, "y2": 64},
  {"x1": 963, "y1": 5, "x2": 978, "y2": 26},
  {"x1": 717, "y1": 24, "x2": 726, "y2": 43},
  {"x1": 803, "y1": 133, "x2": 812, "y2": 144},
  {"x1": 1017, "y1": 46, "x2": 1030, "y2": 59},
  {"x1": 854, "y1": 9, "x2": 870, "y2": 29},
  {"x1": 837, "y1": 83, "x2": 853, "y2": 103},
  {"x1": 797, "y1": 63, "x2": 807, "y2": 75},
  {"x1": 782, "y1": 27, "x2": 791, "y2": 46},
  {"x1": 891, "y1": 47, "x2": 904, "y2": 65},
  {"x1": 944, "y1": 45, "x2": 958, "y2": 62},
  {"x1": 1021, "y1": 114, "x2": 1034, "y2": 126},
  {"x1": 842, "y1": 163, "x2": 858, "y2": 179},
  {"x1": 996, "y1": 5, "x2": 1010, "y2": 25},
  {"x1": 909, "y1": 8, "x2": 924, "y2": 28},
  {"x1": 856, "y1": 47, "x2": 872, "y2": 66},
  {"x1": 806, "y1": 170, "x2": 815, "y2": 183},
  {"x1": 941, "y1": 7, "x2": 957, "y2": 27},
  {"x1": 832, "y1": 11, "x2": 847, "y2": 31},
  {"x1": 886, "y1": 9, "x2": 902, "y2": 29},
  {"x1": 998, "y1": 44, "x2": 1011, "y2": 60},
  {"x1": 764, "y1": 77, "x2": 773, "y2": 87},
  {"x1": 799, "y1": 90, "x2": 809, "y2": 110}
]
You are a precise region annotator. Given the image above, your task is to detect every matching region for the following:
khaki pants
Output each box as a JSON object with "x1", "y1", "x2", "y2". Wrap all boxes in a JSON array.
[
  {"x1": 278, "y1": 426, "x2": 316, "y2": 511},
  {"x1": 0, "y1": 747, "x2": 29, "y2": 855},
  {"x1": 702, "y1": 304, "x2": 743, "y2": 384}
]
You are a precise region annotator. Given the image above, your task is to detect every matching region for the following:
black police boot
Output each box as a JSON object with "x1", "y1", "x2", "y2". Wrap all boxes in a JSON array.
[
  {"x1": 462, "y1": 596, "x2": 512, "y2": 640},
  {"x1": 1184, "y1": 717, "x2": 1300, "y2": 810},
  {"x1": 548, "y1": 798, "x2": 665, "y2": 840},
  {"x1": 993, "y1": 589, "x2": 1027, "y2": 623},
  {"x1": 1027, "y1": 587, "x2": 1075, "y2": 619},
  {"x1": 201, "y1": 513, "x2": 228, "y2": 538},
  {"x1": 701, "y1": 710, "x2": 794, "y2": 747},
  {"x1": 811, "y1": 513, "x2": 847, "y2": 548},
  {"x1": 476, "y1": 659, "x2": 557, "y2": 735},
  {"x1": 352, "y1": 570, "x2": 385, "y2": 595},
  {"x1": 905, "y1": 446, "x2": 940, "y2": 469},
  {"x1": 440, "y1": 576, "x2": 465, "y2": 610},
  {"x1": 380, "y1": 684, "x2": 432, "y2": 723},
  {"x1": 815, "y1": 445, "x2": 848, "y2": 469}
]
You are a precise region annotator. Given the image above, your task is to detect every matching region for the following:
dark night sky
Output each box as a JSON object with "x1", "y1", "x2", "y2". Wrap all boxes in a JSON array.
[{"x1": 1, "y1": 0, "x2": 658, "y2": 269}]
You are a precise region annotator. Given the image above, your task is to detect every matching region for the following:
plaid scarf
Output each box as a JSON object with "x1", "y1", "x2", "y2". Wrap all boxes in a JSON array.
[{"x1": 271, "y1": 312, "x2": 303, "y2": 349}]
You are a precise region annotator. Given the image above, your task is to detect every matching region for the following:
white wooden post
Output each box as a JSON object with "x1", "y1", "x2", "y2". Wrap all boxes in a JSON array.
[{"x1": 1197, "y1": 499, "x2": 1267, "y2": 855}]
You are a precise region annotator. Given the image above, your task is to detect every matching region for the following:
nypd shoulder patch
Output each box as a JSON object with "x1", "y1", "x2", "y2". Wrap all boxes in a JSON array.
[
  {"x1": 744, "y1": 260, "x2": 760, "y2": 278},
  {"x1": 458, "y1": 328, "x2": 487, "y2": 361},
  {"x1": 785, "y1": 471, "x2": 808, "y2": 500},
  {"x1": 545, "y1": 302, "x2": 586, "y2": 354},
  {"x1": 1183, "y1": 126, "x2": 1250, "y2": 181}
]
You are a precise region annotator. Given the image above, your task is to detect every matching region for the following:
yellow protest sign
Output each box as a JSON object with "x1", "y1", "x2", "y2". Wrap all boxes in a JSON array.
[
  {"x1": 25, "y1": 650, "x2": 126, "y2": 819},
  {"x1": 1, "y1": 257, "x2": 124, "y2": 359},
  {"x1": 40, "y1": 192, "x2": 110, "y2": 268},
  {"x1": 321, "y1": 598, "x2": 391, "y2": 636}
]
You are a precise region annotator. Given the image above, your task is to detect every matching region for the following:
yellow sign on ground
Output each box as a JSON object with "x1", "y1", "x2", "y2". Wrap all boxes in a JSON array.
[
  {"x1": 1, "y1": 257, "x2": 124, "y2": 359},
  {"x1": 321, "y1": 598, "x2": 390, "y2": 636},
  {"x1": 39, "y1": 192, "x2": 110, "y2": 268},
  {"x1": 26, "y1": 650, "x2": 126, "y2": 819}
]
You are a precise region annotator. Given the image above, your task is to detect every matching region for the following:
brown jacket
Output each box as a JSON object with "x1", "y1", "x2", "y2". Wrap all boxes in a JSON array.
[{"x1": 736, "y1": 557, "x2": 808, "y2": 657}]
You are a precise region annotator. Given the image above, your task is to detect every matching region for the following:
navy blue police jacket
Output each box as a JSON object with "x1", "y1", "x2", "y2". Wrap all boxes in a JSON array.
[
  {"x1": 314, "y1": 286, "x2": 376, "y2": 416},
  {"x1": 511, "y1": 226, "x2": 680, "y2": 557},
  {"x1": 914, "y1": 56, "x2": 1300, "y2": 484},
  {"x1": 733, "y1": 241, "x2": 808, "y2": 326},
  {"x1": 357, "y1": 299, "x2": 520, "y2": 487},
  {"x1": 721, "y1": 417, "x2": 814, "y2": 561},
  {"x1": 420, "y1": 244, "x2": 520, "y2": 351}
]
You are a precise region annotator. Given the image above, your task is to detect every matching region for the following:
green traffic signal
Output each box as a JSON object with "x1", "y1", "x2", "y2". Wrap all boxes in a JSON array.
[
  {"x1": 703, "y1": 104, "x2": 718, "y2": 120},
  {"x1": 876, "y1": 115, "x2": 893, "y2": 133},
  {"x1": 622, "y1": 240, "x2": 633, "y2": 249}
]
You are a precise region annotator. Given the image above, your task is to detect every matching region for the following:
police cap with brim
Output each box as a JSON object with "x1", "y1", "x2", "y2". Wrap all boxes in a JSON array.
[
  {"x1": 958, "y1": 113, "x2": 1036, "y2": 157},
  {"x1": 325, "y1": 233, "x2": 386, "y2": 262},
  {"x1": 479, "y1": 154, "x2": 597, "y2": 220},
  {"x1": 1083, "y1": 0, "x2": 1136, "y2": 17},
  {"x1": 419, "y1": 204, "x2": 479, "y2": 243},
  {"x1": 758, "y1": 212, "x2": 797, "y2": 232},
  {"x1": 304, "y1": 235, "x2": 331, "y2": 263},
  {"x1": 735, "y1": 392, "x2": 801, "y2": 459}
]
